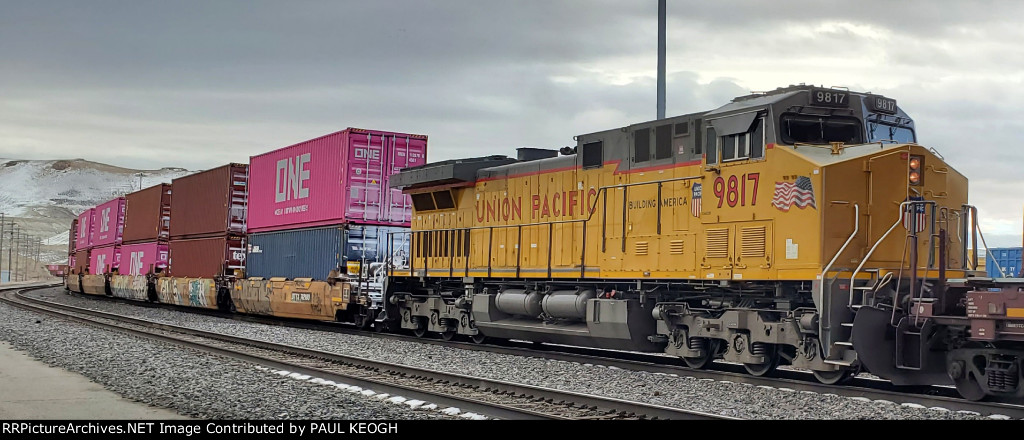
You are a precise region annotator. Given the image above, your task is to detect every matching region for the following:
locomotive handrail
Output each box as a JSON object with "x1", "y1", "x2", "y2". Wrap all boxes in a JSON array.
[
  {"x1": 818, "y1": 203, "x2": 858, "y2": 357},
  {"x1": 385, "y1": 173, "x2": 704, "y2": 279},
  {"x1": 848, "y1": 201, "x2": 915, "y2": 307},
  {"x1": 820, "y1": 203, "x2": 859, "y2": 300}
]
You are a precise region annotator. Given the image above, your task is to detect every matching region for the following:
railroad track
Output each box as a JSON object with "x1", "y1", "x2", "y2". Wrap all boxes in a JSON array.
[
  {"x1": 2, "y1": 286, "x2": 730, "y2": 421},
  {"x1": 38, "y1": 286, "x2": 1024, "y2": 418}
]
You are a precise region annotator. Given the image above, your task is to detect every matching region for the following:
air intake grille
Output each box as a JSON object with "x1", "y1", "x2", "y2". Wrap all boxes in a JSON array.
[
  {"x1": 706, "y1": 229, "x2": 729, "y2": 259},
  {"x1": 741, "y1": 226, "x2": 766, "y2": 258}
]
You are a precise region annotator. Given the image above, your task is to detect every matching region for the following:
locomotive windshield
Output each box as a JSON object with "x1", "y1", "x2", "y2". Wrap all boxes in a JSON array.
[
  {"x1": 779, "y1": 114, "x2": 863, "y2": 145},
  {"x1": 867, "y1": 120, "x2": 915, "y2": 143}
]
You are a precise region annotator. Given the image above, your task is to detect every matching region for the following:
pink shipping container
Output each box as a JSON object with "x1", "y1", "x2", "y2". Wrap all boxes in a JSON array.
[
  {"x1": 90, "y1": 197, "x2": 126, "y2": 247},
  {"x1": 76, "y1": 208, "x2": 95, "y2": 249},
  {"x1": 120, "y1": 242, "x2": 169, "y2": 276},
  {"x1": 247, "y1": 128, "x2": 427, "y2": 233},
  {"x1": 89, "y1": 245, "x2": 120, "y2": 275}
]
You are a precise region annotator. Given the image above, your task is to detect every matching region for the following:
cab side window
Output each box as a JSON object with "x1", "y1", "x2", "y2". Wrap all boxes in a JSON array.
[{"x1": 705, "y1": 127, "x2": 718, "y2": 165}]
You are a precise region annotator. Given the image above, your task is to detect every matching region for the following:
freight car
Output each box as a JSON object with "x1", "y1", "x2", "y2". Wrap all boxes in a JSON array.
[
  {"x1": 66, "y1": 128, "x2": 424, "y2": 329},
  {"x1": 382, "y1": 84, "x2": 1022, "y2": 401}
]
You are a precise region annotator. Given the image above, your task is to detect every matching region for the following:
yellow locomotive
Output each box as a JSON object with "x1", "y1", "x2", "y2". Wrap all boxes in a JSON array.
[{"x1": 386, "y1": 85, "x2": 1014, "y2": 400}]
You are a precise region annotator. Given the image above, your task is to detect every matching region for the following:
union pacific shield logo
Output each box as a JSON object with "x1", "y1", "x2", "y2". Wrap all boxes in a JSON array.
[
  {"x1": 902, "y1": 196, "x2": 927, "y2": 233},
  {"x1": 691, "y1": 183, "x2": 702, "y2": 217}
]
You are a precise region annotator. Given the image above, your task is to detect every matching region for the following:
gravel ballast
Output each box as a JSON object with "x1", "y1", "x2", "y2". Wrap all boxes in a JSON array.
[
  {"x1": 27, "y1": 287, "x2": 997, "y2": 420},
  {"x1": 0, "y1": 298, "x2": 455, "y2": 420}
]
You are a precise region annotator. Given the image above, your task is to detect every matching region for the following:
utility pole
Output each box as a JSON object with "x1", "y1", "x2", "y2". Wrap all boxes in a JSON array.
[
  {"x1": 35, "y1": 239, "x2": 40, "y2": 280},
  {"x1": 8, "y1": 224, "x2": 16, "y2": 283},
  {"x1": 0, "y1": 214, "x2": 5, "y2": 283},
  {"x1": 15, "y1": 232, "x2": 22, "y2": 282},
  {"x1": 657, "y1": 0, "x2": 666, "y2": 120}
]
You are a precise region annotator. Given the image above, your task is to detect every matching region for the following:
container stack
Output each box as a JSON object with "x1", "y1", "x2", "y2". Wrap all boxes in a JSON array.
[
  {"x1": 167, "y1": 163, "x2": 248, "y2": 280},
  {"x1": 73, "y1": 207, "x2": 95, "y2": 274},
  {"x1": 67, "y1": 218, "x2": 78, "y2": 274},
  {"x1": 245, "y1": 128, "x2": 426, "y2": 282},
  {"x1": 120, "y1": 183, "x2": 172, "y2": 276},
  {"x1": 88, "y1": 197, "x2": 126, "y2": 275}
]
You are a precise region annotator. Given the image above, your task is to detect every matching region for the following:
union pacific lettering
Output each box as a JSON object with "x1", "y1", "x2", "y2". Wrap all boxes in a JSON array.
[{"x1": 475, "y1": 189, "x2": 599, "y2": 222}]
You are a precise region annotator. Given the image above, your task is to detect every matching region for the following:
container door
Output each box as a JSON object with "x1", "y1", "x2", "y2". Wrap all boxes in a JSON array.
[
  {"x1": 347, "y1": 133, "x2": 387, "y2": 222},
  {"x1": 385, "y1": 135, "x2": 427, "y2": 224}
]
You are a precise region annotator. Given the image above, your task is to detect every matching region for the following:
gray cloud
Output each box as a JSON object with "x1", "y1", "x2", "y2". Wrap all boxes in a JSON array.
[{"x1": 2, "y1": 0, "x2": 1023, "y2": 245}]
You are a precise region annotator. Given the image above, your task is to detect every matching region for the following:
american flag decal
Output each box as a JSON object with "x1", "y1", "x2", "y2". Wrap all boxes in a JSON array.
[
  {"x1": 691, "y1": 183, "x2": 702, "y2": 217},
  {"x1": 902, "y1": 196, "x2": 927, "y2": 233},
  {"x1": 771, "y1": 176, "x2": 816, "y2": 211}
]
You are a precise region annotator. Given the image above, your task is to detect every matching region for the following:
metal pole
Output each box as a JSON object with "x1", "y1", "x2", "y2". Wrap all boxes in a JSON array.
[
  {"x1": 657, "y1": 0, "x2": 666, "y2": 120},
  {"x1": 0, "y1": 215, "x2": 5, "y2": 283},
  {"x1": 6, "y1": 224, "x2": 13, "y2": 282},
  {"x1": 13, "y1": 229, "x2": 19, "y2": 282}
]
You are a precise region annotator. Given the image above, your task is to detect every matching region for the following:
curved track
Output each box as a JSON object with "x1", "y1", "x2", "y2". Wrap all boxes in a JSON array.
[
  {"x1": 3, "y1": 286, "x2": 731, "y2": 421},
  {"x1": 43, "y1": 286, "x2": 1024, "y2": 418}
]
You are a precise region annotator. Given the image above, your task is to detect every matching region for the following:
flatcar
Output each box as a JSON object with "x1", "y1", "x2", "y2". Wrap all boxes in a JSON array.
[{"x1": 383, "y1": 84, "x2": 1020, "y2": 401}]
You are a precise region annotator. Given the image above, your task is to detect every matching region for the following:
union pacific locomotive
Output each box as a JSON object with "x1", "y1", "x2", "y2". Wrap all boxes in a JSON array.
[
  {"x1": 382, "y1": 85, "x2": 1022, "y2": 401},
  {"x1": 64, "y1": 85, "x2": 1023, "y2": 402}
]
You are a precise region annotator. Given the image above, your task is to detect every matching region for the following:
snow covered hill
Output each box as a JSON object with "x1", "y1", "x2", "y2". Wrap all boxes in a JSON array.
[{"x1": 0, "y1": 158, "x2": 192, "y2": 277}]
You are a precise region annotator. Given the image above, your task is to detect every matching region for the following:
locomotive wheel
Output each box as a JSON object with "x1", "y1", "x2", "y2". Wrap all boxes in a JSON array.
[
  {"x1": 743, "y1": 345, "x2": 780, "y2": 376},
  {"x1": 683, "y1": 339, "x2": 718, "y2": 369},
  {"x1": 412, "y1": 323, "x2": 427, "y2": 338},
  {"x1": 470, "y1": 333, "x2": 487, "y2": 344},
  {"x1": 812, "y1": 366, "x2": 858, "y2": 385},
  {"x1": 440, "y1": 330, "x2": 457, "y2": 341},
  {"x1": 954, "y1": 373, "x2": 987, "y2": 402}
]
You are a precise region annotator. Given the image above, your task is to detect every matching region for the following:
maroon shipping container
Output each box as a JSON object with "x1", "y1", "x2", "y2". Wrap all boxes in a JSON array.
[
  {"x1": 73, "y1": 248, "x2": 90, "y2": 274},
  {"x1": 168, "y1": 235, "x2": 246, "y2": 279},
  {"x1": 123, "y1": 183, "x2": 172, "y2": 244},
  {"x1": 68, "y1": 218, "x2": 78, "y2": 254},
  {"x1": 169, "y1": 164, "x2": 248, "y2": 239},
  {"x1": 247, "y1": 128, "x2": 427, "y2": 233}
]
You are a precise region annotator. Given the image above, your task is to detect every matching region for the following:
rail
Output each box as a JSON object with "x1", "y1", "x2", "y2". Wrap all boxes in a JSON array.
[{"x1": 4, "y1": 288, "x2": 731, "y2": 420}]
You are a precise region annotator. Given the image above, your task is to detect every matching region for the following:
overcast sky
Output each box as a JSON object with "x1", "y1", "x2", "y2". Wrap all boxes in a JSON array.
[{"x1": 2, "y1": 1, "x2": 1023, "y2": 247}]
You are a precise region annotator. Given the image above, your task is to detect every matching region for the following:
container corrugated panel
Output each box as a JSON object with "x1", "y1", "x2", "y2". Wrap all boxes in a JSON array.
[
  {"x1": 120, "y1": 241, "x2": 169, "y2": 276},
  {"x1": 89, "y1": 245, "x2": 120, "y2": 275},
  {"x1": 347, "y1": 224, "x2": 410, "y2": 264},
  {"x1": 245, "y1": 224, "x2": 410, "y2": 280},
  {"x1": 986, "y1": 247, "x2": 1023, "y2": 278},
  {"x1": 68, "y1": 218, "x2": 78, "y2": 254},
  {"x1": 168, "y1": 235, "x2": 246, "y2": 278},
  {"x1": 169, "y1": 164, "x2": 248, "y2": 239},
  {"x1": 246, "y1": 226, "x2": 345, "y2": 280},
  {"x1": 123, "y1": 183, "x2": 172, "y2": 244},
  {"x1": 247, "y1": 128, "x2": 427, "y2": 233},
  {"x1": 76, "y1": 208, "x2": 94, "y2": 249},
  {"x1": 73, "y1": 248, "x2": 90, "y2": 274},
  {"x1": 90, "y1": 197, "x2": 126, "y2": 247}
]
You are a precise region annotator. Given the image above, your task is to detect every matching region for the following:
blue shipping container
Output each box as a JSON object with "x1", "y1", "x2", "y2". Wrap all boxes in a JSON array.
[
  {"x1": 245, "y1": 224, "x2": 409, "y2": 280},
  {"x1": 986, "y1": 247, "x2": 1023, "y2": 278}
]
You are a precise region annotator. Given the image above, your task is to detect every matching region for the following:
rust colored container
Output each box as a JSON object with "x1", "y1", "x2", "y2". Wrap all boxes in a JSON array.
[
  {"x1": 169, "y1": 163, "x2": 248, "y2": 239},
  {"x1": 123, "y1": 183, "x2": 172, "y2": 244},
  {"x1": 168, "y1": 235, "x2": 246, "y2": 279},
  {"x1": 73, "y1": 248, "x2": 90, "y2": 274}
]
